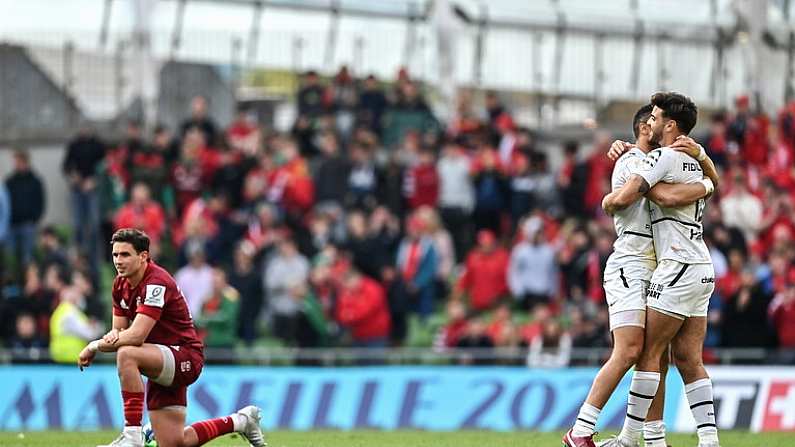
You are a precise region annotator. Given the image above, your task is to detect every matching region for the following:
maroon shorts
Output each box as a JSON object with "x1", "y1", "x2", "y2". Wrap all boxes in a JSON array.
[{"x1": 146, "y1": 345, "x2": 204, "y2": 410}]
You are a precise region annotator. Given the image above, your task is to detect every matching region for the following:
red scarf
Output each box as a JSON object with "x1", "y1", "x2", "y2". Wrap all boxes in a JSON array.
[{"x1": 403, "y1": 241, "x2": 421, "y2": 282}]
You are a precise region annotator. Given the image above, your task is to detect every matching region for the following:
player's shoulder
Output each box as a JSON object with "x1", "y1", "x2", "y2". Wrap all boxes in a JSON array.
[
  {"x1": 626, "y1": 147, "x2": 646, "y2": 158},
  {"x1": 144, "y1": 262, "x2": 176, "y2": 283},
  {"x1": 141, "y1": 263, "x2": 176, "y2": 308},
  {"x1": 615, "y1": 147, "x2": 646, "y2": 171},
  {"x1": 142, "y1": 262, "x2": 178, "y2": 293},
  {"x1": 654, "y1": 146, "x2": 681, "y2": 159},
  {"x1": 640, "y1": 146, "x2": 677, "y2": 168}
]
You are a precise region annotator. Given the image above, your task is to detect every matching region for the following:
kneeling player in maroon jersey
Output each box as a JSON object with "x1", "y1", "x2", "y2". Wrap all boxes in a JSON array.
[{"x1": 78, "y1": 228, "x2": 265, "y2": 447}]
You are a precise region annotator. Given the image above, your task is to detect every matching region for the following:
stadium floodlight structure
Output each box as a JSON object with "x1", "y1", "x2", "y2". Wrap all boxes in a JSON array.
[
  {"x1": 133, "y1": 0, "x2": 794, "y2": 125},
  {"x1": 5, "y1": 0, "x2": 795, "y2": 138}
]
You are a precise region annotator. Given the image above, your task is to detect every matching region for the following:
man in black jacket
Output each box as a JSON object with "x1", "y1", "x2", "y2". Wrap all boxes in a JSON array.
[
  {"x1": 313, "y1": 131, "x2": 351, "y2": 207},
  {"x1": 5, "y1": 149, "x2": 45, "y2": 276},
  {"x1": 62, "y1": 126, "x2": 105, "y2": 269}
]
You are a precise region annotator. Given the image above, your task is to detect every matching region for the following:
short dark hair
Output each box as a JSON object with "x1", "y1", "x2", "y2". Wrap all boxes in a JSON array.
[
  {"x1": 632, "y1": 104, "x2": 654, "y2": 139},
  {"x1": 650, "y1": 92, "x2": 698, "y2": 135},
  {"x1": 13, "y1": 148, "x2": 30, "y2": 162},
  {"x1": 110, "y1": 228, "x2": 150, "y2": 253},
  {"x1": 563, "y1": 140, "x2": 579, "y2": 155},
  {"x1": 41, "y1": 225, "x2": 60, "y2": 240}
]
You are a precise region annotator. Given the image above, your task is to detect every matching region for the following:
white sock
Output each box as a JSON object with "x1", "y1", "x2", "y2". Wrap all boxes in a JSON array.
[
  {"x1": 572, "y1": 402, "x2": 601, "y2": 437},
  {"x1": 644, "y1": 420, "x2": 666, "y2": 447},
  {"x1": 685, "y1": 378, "x2": 719, "y2": 444},
  {"x1": 231, "y1": 413, "x2": 247, "y2": 432},
  {"x1": 619, "y1": 371, "x2": 661, "y2": 442}
]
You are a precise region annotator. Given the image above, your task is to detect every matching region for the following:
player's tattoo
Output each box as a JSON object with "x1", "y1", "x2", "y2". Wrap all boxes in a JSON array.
[{"x1": 637, "y1": 178, "x2": 650, "y2": 194}]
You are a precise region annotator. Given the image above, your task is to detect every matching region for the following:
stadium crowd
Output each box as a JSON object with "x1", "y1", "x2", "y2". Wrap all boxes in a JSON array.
[{"x1": 1, "y1": 66, "x2": 795, "y2": 365}]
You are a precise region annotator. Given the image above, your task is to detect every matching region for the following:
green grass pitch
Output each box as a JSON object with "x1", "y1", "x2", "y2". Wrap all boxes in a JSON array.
[{"x1": 1, "y1": 430, "x2": 794, "y2": 446}]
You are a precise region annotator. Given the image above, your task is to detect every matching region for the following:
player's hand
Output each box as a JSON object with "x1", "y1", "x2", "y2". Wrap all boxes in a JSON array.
[
  {"x1": 78, "y1": 346, "x2": 96, "y2": 371},
  {"x1": 102, "y1": 328, "x2": 120, "y2": 344},
  {"x1": 607, "y1": 140, "x2": 634, "y2": 161},
  {"x1": 670, "y1": 135, "x2": 701, "y2": 159}
]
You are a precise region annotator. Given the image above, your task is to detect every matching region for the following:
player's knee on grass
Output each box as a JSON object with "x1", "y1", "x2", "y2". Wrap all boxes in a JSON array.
[{"x1": 181, "y1": 426, "x2": 199, "y2": 447}]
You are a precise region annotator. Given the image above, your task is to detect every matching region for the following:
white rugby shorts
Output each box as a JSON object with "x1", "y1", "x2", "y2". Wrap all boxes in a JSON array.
[
  {"x1": 604, "y1": 265, "x2": 653, "y2": 331},
  {"x1": 646, "y1": 259, "x2": 715, "y2": 319}
]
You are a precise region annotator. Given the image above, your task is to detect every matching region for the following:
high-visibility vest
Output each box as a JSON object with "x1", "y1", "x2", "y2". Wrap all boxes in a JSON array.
[{"x1": 50, "y1": 301, "x2": 90, "y2": 363}]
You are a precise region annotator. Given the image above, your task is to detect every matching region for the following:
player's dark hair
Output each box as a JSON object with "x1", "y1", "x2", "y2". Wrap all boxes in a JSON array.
[
  {"x1": 110, "y1": 228, "x2": 150, "y2": 253},
  {"x1": 632, "y1": 104, "x2": 654, "y2": 139},
  {"x1": 650, "y1": 92, "x2": 698, "y2": 135}
]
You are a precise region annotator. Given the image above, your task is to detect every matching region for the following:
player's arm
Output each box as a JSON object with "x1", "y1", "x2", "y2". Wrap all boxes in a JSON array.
[
  {"x1": 604, "y1": 147, "x2": 677, "y2": 215},
  {"x1": 602, "y1": 174, "x2": 650, "y2": 215},
  {"x1": 100, "y1": 310, "x2": 131, "y2": 346},
  {"x1": 112, "y1": 315, "x2": 130, "y2": 330},
  {"x1": 79, "y1": 314, "x2": 156, "y2": 370},
  {"x1": 646, "y1": 179, "x2": 714, "y2": 207},
  {"x1": 670, "y1": 136, "x2": 721, "y2": 188},
  {"x1": 98, "y1": 313, "x2": 157, "y2": 350},
  {"x1": 79, "y1": 299, "x2": 160, "y2": 370}
]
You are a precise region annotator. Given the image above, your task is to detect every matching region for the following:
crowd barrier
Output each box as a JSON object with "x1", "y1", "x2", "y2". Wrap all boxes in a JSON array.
[{"x1": 1, "y1": 366, "x2": 794, "y2": 432}]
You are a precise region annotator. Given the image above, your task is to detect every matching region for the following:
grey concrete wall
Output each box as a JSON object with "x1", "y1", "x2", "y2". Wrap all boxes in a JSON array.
[{"x1": 0, "y1": 44, "x2": 82, "y2": 141}]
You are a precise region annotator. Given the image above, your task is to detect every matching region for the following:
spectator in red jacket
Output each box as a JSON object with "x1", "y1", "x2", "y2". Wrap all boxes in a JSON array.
[
  {"x1": 758, "y1": 192, "x2": 795, "y2": 255},
  {"x1": 271, "y1": 138, "x2": 315, "y2": 216},
  {"x1": 769, "y1": 282, "x2": 795, "y2": 348},
  {"x1": 764, "y1": 125, "x2": 795, "y2": 193},
  {"x1": 226, "y1": 105, "x2": 261, "y2": 156},
  {"x1": 742, "y1": 113, "x2": 770, "y2": 167},
  {"x1": 113, "y1": 182, "x2": 166, "y2": 248},
  {"x1": 486, "y1": 303, "x2": 516, "y2": 347},
  {"x1": 403, "y1": 148, "x2": 439, "y2": 210},
  {"x1": 336, "y1": 269, "x2": 391, "y2": 347},
  {"x1": 705, "y1": 112, "x2": 729, "y2": 168},
  {"x1": 171, "y1": 128, "x2": 217, "y2": 217},
  {"x1": 765, "y1": 251, "x2": 795, "y2": 296},
  {"x1": 454, "y1": 229, "x2": 509, "y2": 312},
  {"x1": 583, "y1": 131, "x2": 615, "y2": 216},
  {"x1": 433, "y1": 300, "x2": 470, "y2": 351},
  {"x1": 717, "y1": 249, "x2": 746, "y2": 302}
]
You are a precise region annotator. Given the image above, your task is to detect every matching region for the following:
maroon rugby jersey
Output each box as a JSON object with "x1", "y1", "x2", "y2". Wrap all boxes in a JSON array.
[{"x1": 112, "y1": 261, "x2": 203, "y2": 352}]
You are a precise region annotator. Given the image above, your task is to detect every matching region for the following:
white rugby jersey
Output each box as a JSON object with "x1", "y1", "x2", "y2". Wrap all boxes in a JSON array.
[
  {"x1": 632, "y1": 146, "x2": 712, "y2": 265},
  {"x1": 605, "y1": 148, "x2": 656, "y2": 272}
]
